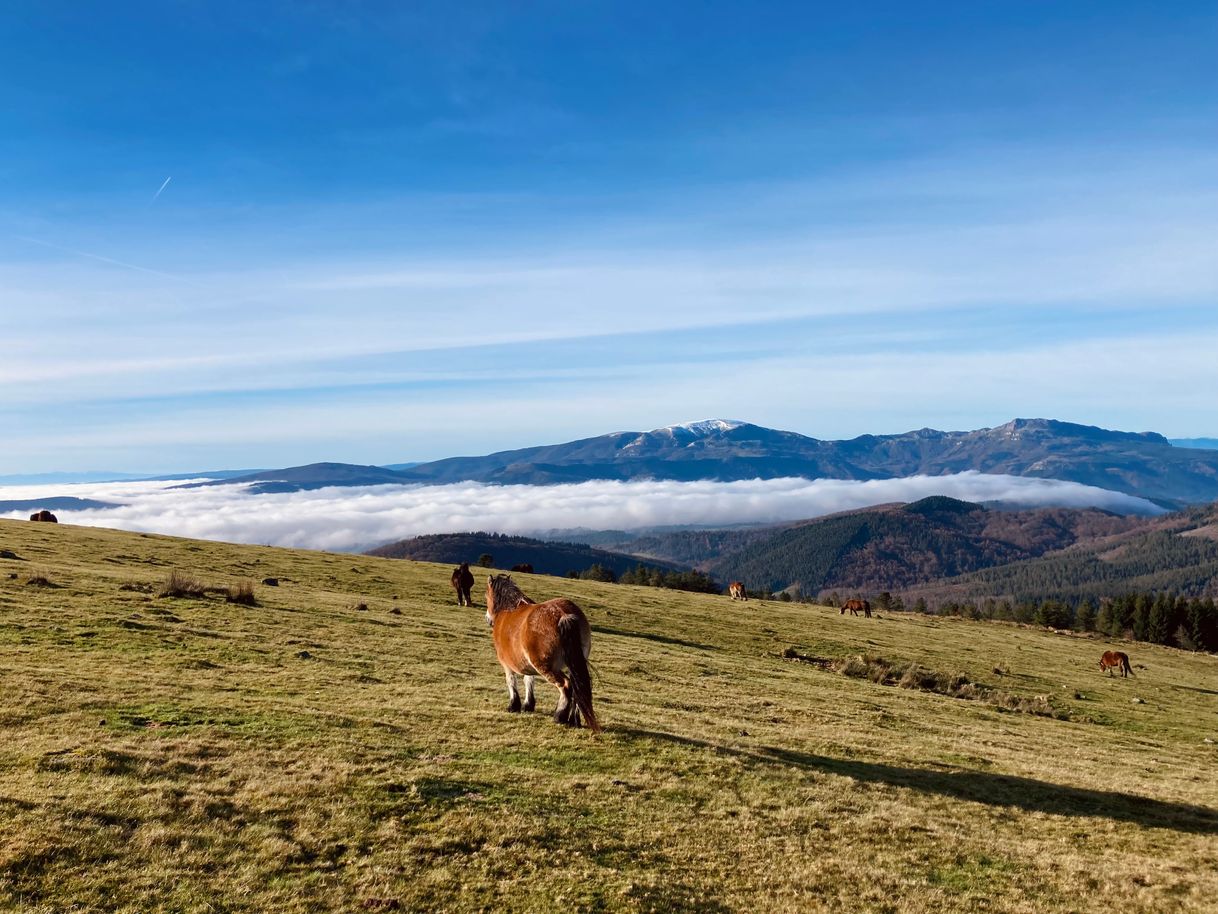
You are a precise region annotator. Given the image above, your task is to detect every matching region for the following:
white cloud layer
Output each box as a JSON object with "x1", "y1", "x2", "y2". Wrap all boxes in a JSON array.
[{"x1": 0, "y1": 473, "x2": 1162, "y2": 553}]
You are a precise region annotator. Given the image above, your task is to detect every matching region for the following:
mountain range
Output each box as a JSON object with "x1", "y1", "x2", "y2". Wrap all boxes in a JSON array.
[{"x1": 199, "y1": 418, "x2": 1218, "y2": 507}]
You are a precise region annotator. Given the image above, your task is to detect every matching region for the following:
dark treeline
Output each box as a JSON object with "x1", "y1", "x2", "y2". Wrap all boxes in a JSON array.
[
  {"x1": 915, "y1": 592, "x2": 1218, "y2": 653},
  {"x1": 569, "y1": 563, "x2": 721, "y2": 594}
]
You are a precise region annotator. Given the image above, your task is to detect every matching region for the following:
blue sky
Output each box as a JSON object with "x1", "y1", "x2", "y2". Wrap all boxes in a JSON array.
[{"x1": 1, "y1": 1, "x2": 1215, "y2": 474}]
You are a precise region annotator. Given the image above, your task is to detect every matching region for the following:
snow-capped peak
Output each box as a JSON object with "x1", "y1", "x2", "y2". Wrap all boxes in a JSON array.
[{"x1": 656, "y1": 419, "x2": 747, "y2": 437}]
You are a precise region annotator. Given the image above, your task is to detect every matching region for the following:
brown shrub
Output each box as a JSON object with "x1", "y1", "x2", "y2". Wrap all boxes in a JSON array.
[
  {"x1": 224, "y1": 580, "x2": 258, "y2": 606},
  {"x1": 158, "y1": 570, "x2": 207, "y2": 599}
]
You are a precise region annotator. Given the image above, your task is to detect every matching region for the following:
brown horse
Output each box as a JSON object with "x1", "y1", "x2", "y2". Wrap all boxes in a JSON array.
[
  {"x1": 841, "y1": 598, "x2": 871, "y2": 618},
  {"x1": 728, "y1": 581, "x2": 747, "y2": 601},
  {"x1": 485, "y1": 574, "x2": 600, "y2": 732},
  {"x1": 510, "y1": 563, "x2": 534, "y2": 574},
  {"x1": 1099, "y1": 650, "x2": 1134, "y2": 677},
  {"x1": 451, "y1": 563, "x2": 475, "y2": 606}
]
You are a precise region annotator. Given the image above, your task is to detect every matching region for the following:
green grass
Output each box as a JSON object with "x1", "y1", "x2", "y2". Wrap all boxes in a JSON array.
[{"x1": 0, "y1": 518, "x2": 1216, "y2": 912}]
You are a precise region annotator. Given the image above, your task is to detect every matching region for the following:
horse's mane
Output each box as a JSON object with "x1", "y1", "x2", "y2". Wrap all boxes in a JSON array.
[{"x1": 488, "y1": 574, "x2": 531, "y2": 611}]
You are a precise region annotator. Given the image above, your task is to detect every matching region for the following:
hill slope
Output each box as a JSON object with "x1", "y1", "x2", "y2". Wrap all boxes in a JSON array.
[
  {"x1": 906, "y1": 501, "x2": 1218, "y2": 603},
  {"x1": 606, "y1": 497, "x2": 1142, "y2": 595},
  {"x1": 179, "y1": 461, "x2": 416, "y2": 493},
  {"x1": 367, "y1": 531, "x2": 681, "y2": 578},
  {"x1": 0, "y1": 518, "x2": 1215, "y2": 912}
]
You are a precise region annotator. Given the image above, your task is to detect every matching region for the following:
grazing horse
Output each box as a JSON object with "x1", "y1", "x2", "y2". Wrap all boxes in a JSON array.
[
  {"x1": 728, "y1": 581, "x2": 747, "y2": 601},
  {"x1": 451, "y1": 563, "x2": 475, "y2": 607},
  {"x1": 510, "y1": 563, "x2": 534, "y2": 574},
  {"x1": 841, "y1": 598, "x2": 872, "y2": 618},
  {"x1": 485, "y1": 574, "x2": 600, "y2": 732},
  {"x1": 1099, "y1": 650, "x2": 1134, "y2": 677}
]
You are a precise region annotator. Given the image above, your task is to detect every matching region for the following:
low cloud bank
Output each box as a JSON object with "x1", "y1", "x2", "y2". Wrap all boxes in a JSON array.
[{"x1": 0, "y1": 472, "x2": 1163, "y2": 553}]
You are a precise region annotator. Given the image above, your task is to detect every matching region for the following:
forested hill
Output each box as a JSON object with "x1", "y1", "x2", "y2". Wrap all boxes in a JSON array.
[
  {"x1": 366, "y1": 532, "x2": 680, "y2": 579},
  {"x1": 904, "y1": 501, "x2": 1218, "y2": 604},
  {"x1": 702, "y1": 496, "x2": 1144, "y2": 595}
]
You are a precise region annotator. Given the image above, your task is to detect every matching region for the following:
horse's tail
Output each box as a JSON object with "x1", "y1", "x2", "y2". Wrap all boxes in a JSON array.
[
  {"x1": 558, "y1": 614, "x2": 601, "y2": 733},
  {"x1": 1122, "y1": 654, "x2": 1135, "y2": 677}
]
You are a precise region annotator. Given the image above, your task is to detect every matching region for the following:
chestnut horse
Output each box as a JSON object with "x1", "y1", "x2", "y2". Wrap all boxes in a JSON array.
[
  {"x1": 485, "y1": 574, "x2": 600, "y2": 732},
  {"x1": 1099, "y1": 650, "x2": 1134, "y2": 677},
  {"x1": 451, "y1": 563, "x2": 475, "y2": 606},
  {"x1": 728, "y1": 581, "x2": 747, "y2": 601},
  {"x1": 841, "y1": 598, "x2": 871, "y2": 618}
]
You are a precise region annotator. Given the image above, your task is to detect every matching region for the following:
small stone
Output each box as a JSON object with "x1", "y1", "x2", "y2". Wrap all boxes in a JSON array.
[{"x1": 296, "y1": 650, "x2": 312, "y2": 659}]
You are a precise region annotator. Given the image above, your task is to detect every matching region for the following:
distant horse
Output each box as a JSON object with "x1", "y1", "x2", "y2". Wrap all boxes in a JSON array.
[
  {"x1": 841, "y1": 598, "x2": 872, "y2": 618},
  {"x1": 485, "y1": 574, "x2": 600, "y2": 732},
  {"x1": 1099, "y1": 650, "x2": 1134, "y2": 677},
  {"x1": 510, "y1": 563, "x2": 534, "y2": 574},
  {"x1": 728, "y1": 581, "x2": 747, "y2": 601},
  {"x1": 28, "y1": 510, "x2": 58, "y2": 523},
  {"x1": 451, "y1": 563, "x2": 475, "y2": 606}
]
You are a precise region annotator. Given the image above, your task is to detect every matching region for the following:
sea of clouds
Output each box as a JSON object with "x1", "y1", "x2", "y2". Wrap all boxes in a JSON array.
[{"x1": 0, "y1": 472, "x2": 1164, "y2": 553}]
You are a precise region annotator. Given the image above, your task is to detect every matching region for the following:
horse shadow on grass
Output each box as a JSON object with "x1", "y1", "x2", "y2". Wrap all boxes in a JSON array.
[{"x1": 617, "y1": 727, "x2": 1218, "y2": 835}]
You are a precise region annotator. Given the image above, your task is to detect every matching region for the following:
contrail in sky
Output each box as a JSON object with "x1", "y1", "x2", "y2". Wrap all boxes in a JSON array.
[
  {"x1": 151, "y1": 176, "x2": 172, "y2": 201},
  {"x1": 15, "y1": 235, "x2": 183, "y2": 281}
]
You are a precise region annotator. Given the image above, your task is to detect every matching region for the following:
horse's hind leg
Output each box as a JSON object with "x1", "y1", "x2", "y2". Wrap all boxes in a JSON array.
[
  {"x1": 504, "y1": 669, "x2": 522, "y2": 712},
  {"x1": 555, "y1": 687, "x2": 582, "y2": 727},
  {"x1": 553, "y1": 684, "x2": 571, "y2": 724},
  {"x1": 549, "y1": 673, "x2": 578, "y2": 725},
  {"x1": 522, "y1": 675, "x2": 536, "y2": 713}
]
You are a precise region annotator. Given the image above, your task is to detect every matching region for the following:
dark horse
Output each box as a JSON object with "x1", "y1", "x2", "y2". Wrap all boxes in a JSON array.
[
  {"x1": 841, "y1": 598, "x2": 871, "y2": 618},
  {"x1": 510, "y1": 563, "x2": 534, "y2": 574},
  {"x1": 451, "y1": 563, "x2": 475, "y2": 606},
  {"x1": 1099, "y1": 650, "x2": 1134, "y2": 677},
  {"x1": 485, "y1": 574, "x2": 600, "y2": 731}
]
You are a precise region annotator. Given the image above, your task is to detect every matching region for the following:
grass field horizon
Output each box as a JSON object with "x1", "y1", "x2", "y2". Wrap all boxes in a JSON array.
[{"x1": 1, "y1": 517, "x2": 1216, "y2": 913}]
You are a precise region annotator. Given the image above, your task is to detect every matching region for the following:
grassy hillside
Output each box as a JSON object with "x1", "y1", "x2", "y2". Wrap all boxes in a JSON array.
[{"x1": 0, "y1": 518, "x2": 1216, "y2": 913}]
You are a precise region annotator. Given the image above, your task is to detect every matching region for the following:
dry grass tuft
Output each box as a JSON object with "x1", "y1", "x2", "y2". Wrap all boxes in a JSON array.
[
  {"x1": 24, "y1": 569, "x2": 56, "y2": 587},
  {"x1": 224, "y1": 580, "x2": 258, "y2": 606},
  {"x1": 157, "y1": 568, "x2": 207, "y2": 598}
]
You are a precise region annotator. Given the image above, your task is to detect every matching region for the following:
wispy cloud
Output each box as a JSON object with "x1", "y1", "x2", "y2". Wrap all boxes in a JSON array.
[
  {"x1": 0, "y1": 474, "x2": 1163, "y2": 553},
  {"x1": 2, "y1": 145, "x2": 1215, "y2": 472}
]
